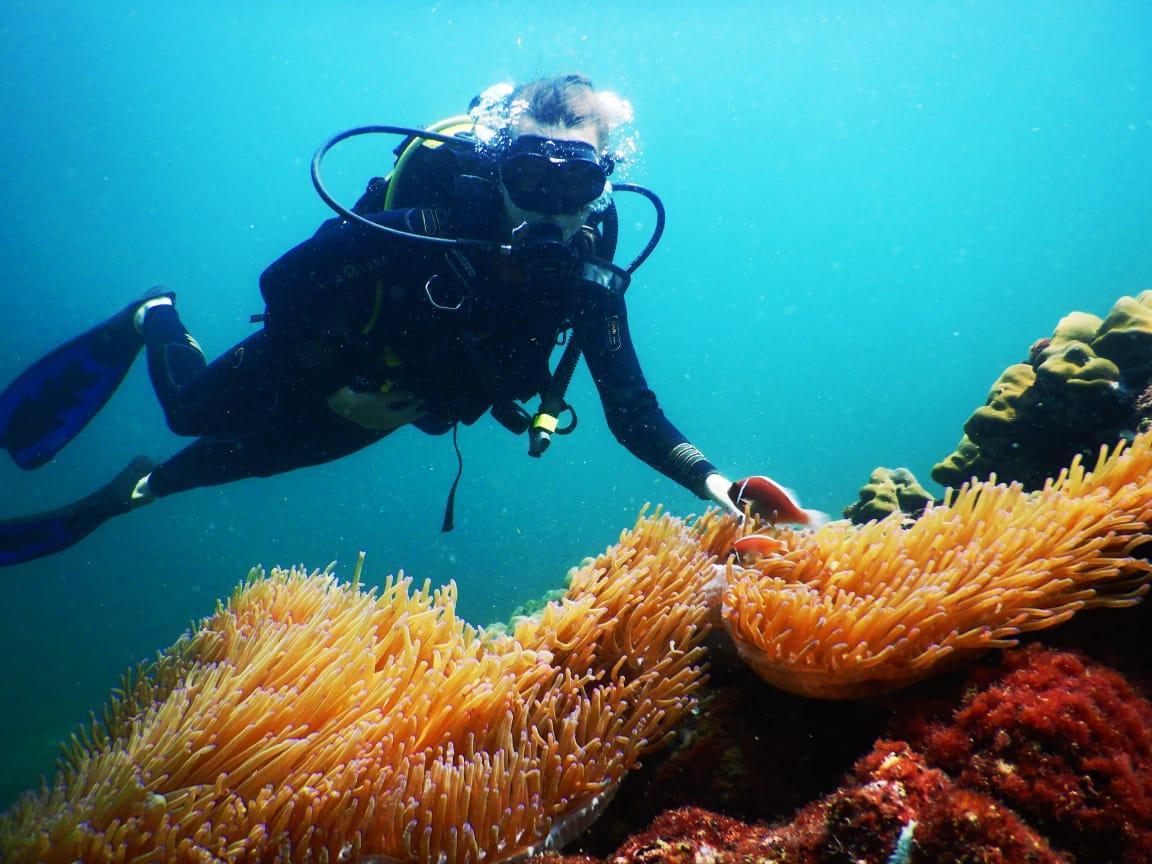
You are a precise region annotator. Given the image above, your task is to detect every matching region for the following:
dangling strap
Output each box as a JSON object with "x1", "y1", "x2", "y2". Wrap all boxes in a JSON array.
[{"x1": 441, "y1": 422, "x2": 463, "y2": 532}]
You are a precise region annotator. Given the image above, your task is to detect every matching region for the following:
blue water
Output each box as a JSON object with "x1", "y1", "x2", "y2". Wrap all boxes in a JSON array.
[{"x1": 0, "y1": 1, "x2": 1149, "y2": 809}]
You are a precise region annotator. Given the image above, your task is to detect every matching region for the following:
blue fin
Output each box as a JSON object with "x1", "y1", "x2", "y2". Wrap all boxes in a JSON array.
[
  {"x1": 0, "y1": 456, "x2": 154, "y2": 567},
  {"x1": 0, "y1": 300, "x2": 149, "y2": 469}
]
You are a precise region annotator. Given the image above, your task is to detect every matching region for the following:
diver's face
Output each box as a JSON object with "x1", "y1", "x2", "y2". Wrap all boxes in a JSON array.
[{"x1": 500, "y1": 119, "x2": 603, "y2": 241}]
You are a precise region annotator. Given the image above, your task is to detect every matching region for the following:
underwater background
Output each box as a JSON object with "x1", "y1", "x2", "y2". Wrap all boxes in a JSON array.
[{"x1": 0, "y1": 0, "x2": 1149, "y2": 809}]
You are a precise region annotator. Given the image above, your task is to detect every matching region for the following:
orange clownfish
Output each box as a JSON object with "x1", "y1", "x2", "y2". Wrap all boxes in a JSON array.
[{"x1": 731, "y1": 533, "x2": 787, "y2": 565}]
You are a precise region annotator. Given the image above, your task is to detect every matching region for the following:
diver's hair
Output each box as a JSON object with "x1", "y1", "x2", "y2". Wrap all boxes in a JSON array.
[{"x1": 511, "y1": 73, "x2": 610, "y2": 148}]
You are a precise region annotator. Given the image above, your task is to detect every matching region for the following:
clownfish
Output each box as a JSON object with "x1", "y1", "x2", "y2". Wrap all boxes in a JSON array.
[
  {"x1": 728, "y1": 475, "x2": 829, "y2": 527},
  {"x1": 731, "y1": 533, "x2": 787, "y2": 565}
]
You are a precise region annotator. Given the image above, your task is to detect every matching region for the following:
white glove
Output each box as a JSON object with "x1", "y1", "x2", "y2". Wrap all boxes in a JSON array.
[{"x1": 703, "y1": 472, "x2": 743, "y2": 518}]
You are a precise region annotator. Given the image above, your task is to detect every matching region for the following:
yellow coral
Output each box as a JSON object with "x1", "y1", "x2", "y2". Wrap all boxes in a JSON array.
[
  {"x1": 931, "y1": 434, "x2": 982, "y2": 488},
  {"x1": 844, "y1": 467, "x2": 933, "y2": 524},
  {"x1": 1034, "y1": 340, "x2": 1120, "y2": 391},
  {"x1": 1093, "y1": 291, "x2": 1152, "y2": 372},
  {"x1": 963, "y1": 363, "x2": 1036, "y2": 440},
  {"x1": 932, "y1": 295, "x2": 1145, "y2": 490},
  {"x1": 1051, "y1": 310, "x2": 1104, "y2": 344}
]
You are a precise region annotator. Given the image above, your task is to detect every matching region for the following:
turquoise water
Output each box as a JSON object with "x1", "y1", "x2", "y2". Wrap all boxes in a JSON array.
[{"x1": 0, "y1": 1, "x2": 1149, "y2": 809}]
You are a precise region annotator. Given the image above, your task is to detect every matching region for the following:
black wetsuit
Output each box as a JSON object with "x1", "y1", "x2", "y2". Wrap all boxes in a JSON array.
[{"x1": 140, "y1": 187, "x2": 718, "y2": 501}]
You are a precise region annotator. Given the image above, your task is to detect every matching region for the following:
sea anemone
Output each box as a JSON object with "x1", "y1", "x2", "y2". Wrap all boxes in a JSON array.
[
  {"x1": 722, "y1": 430, "x2": 1152, "y2": 698},
  {"x1": 0, "y1": 511, "x2": 712, "y2": 863}
]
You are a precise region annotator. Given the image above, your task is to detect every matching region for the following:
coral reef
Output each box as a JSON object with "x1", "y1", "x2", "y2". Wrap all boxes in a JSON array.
[
  {"x1": 1095, "y1": 294, "x2": 1152, "y2": 386},
  {"x1": 0, "y1": 511, "x2": 715, "y2": 864},
  {"x1": 5, "y1": 418, "x2": 1152, "y2": 860},
  {"x1": 560, "y1": 646, "x2": 1151, "y2": 864},
  {"x1": 722, "y1": 428, "x2": 1152, "y2": 698},
  {"x1": 933, "y1": 293, "x2": 1152, "y2": 490},
  {"x1": 843, "y1": 466, "x2": 934, "y2": 525}
]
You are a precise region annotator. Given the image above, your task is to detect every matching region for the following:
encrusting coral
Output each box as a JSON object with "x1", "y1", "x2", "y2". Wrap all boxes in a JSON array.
[
  {"x1": 933, "y1": 293, "x2": 1152, "y2": 490},
  {"x1": 842, "y1": 467, "x2": 934, "y2": 525},
  {"x1": 0, "y1": 510, "x2": 715, "y2": 864},
  {"x1": 723, "y1": 427, "x2": 1152, "y2": 698}
]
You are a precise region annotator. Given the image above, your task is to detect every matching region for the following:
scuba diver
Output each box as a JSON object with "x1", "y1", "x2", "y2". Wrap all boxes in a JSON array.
[{"x1": 0, "y1": 73, "x2": 819, "y2": 567}]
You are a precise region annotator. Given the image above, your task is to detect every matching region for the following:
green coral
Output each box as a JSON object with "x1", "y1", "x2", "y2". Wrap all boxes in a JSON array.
[
  {"x1": 1051, "y1": 310, "x2": 1104, "y2": 345},
  {"x1": 931, "y1": 435, "x2": 982, "y2": 489},
  {"x1": 1092, "y1": 291, "x2": 1152, "y2": 384},
  {"x1": 932, "y1": 295, "x2": 1143, "y2": 491},
  {"x1": 844, "y1": 467, "x2": 934, "y2": 525},
  {"x1": 1035, "y1": 340, "x2": 1119, "y2": 391},
  {"x1": 962, "y1": 364, "x2": 1037, "y2": 442}
]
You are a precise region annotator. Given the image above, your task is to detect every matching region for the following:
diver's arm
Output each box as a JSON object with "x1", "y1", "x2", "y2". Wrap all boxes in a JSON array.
[{"x1": 580, "y1": 294, "x2": 739, "y2": 514}]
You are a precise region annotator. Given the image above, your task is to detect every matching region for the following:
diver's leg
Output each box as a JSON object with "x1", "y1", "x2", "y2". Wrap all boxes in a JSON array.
[
  {"x1": 146, "y1": 412, "x2": 389, "y2": 497},
  {"x1": 0, "y1": 456, "x2": 156, "y2": 567},
  {"x1": 138, "y1": 300, "x2": 207, "y2": 430},
  {"x1": 0, "y1": 391, "x2": 382, "y2": 566},
  {"x1": 0, "y1": 362, "x2": 386, "y2": 565},
  {"x1": 140, "y1": 311, "x2": 289, "y2": 439}
]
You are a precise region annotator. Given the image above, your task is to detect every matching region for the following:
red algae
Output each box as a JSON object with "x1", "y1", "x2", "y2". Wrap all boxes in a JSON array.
[
  {"x1": 561, "y1": 645, "x2": 1152, "y2": 863},
  {"x1": 583, "y1": 743, "x2": 1068, "y2": 864},
  {"x1": 904, "y1": 646, "x2": 1152, "y2": 863}
]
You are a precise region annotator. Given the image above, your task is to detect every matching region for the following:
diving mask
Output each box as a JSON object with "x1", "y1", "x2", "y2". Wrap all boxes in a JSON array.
[{"x1": 499, "y1": 135, "x2": 612, "y2": 216}]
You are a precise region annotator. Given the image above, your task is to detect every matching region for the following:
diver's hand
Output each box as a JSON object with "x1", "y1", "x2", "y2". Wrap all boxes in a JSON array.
[
  {"x1": 327, "y1": 386, "x2": 427, "y2": 432},
  {"x1": 704, "y1": 472, "x2": 744, "y2": 518}
]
